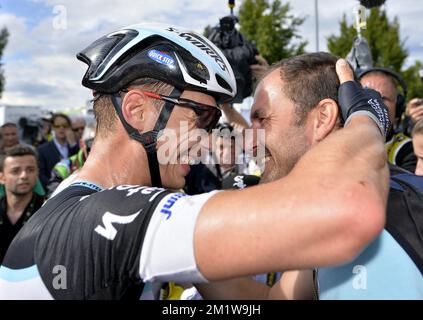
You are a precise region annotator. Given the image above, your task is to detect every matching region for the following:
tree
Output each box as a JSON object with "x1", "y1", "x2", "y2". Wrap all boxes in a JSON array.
[
  {"x1": 327, "y1": 8, "x2": 421, "y2": 100},
  {"x1": 402, "y1": 61, "x2": 423, "y2": 101},
  {"x1": 203, "y1": 25, "x2": 213, "y2": 39},
  {"x1": 0, "y1": 27, "x2": 9, "y2": 97},
  {"x1": 238, "y1": 0, "x2": 307, "y2": 64}
]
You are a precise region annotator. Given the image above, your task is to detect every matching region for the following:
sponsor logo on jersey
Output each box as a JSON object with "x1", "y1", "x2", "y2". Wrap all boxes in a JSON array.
[
  {"x1": 166, "y1": 27, "x2": 228, "y2": 72},
  {"x1": 233, "y1": 175, "x2": 247, "y2": 189},
  {"x1": 115, "y1": 185, "x2": 166, "y2": 201},
  {"x1": 95, "y1": 209, "x2": 142, "y2": 240},
  {"x1": 148, "y1": 49, "x2": 175, "y2": 66},
  {"x1": 160, "y1": 193, "x2": 186, "y2": 220}
]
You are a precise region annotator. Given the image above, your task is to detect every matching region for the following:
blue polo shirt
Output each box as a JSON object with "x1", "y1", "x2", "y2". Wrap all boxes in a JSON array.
[{"x1": 318, "y1": 230, "x2": 423, "y2": 300}]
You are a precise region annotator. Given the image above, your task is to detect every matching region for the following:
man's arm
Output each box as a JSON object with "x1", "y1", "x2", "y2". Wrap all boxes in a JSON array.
[
  {"x1": 195, "y1": 116, "x2": 388, "y2": 280},
  {"x1": 196, "y1": 270, "x2": 314, "y2": 300},
  {"x1": 196, "y1": 277, "x2": 270, "y2": 300},
  {"x1": 193, "y1": 61, "x2": 389, "y2": 281},
  {"x1": 220, "y1": 103, "x2": 250, "y2": 129},
  {"x1": 268, "y1": 270, "x2": 314, "y2": 300}
]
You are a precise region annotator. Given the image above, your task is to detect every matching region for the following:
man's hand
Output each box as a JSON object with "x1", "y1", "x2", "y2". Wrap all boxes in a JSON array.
[
  {"x1": 250, "y1": 55, "x2": 269, "y2": 81},
  {"x1": 406, "y1": 98, "x2": 423, "y2": 125},
  {"x1": 336, "y1": 59, "x2": 391, "y2": 138}
]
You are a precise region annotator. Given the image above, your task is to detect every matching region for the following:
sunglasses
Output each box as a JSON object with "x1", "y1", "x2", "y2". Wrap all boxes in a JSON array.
[
  {"x1": 72, "y1": 127, "x2": 85, "y2": 132},
  {"x1": 124, "y1": 89, "x2": 222, "y2": 133},
  {"x1": 53, "y1": 124, "x2": 70, "y2": 129}
]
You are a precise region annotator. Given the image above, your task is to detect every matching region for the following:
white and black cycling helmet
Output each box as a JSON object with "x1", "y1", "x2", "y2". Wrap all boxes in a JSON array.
[
  {"x1": 77, "y1": 23, "x2": 236, "y2": 102},
  {"x1": 77, "y1": 23, "x2": 236, "y2": 187}
]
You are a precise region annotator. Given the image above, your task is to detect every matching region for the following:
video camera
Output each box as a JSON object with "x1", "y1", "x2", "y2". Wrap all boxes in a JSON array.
[
  {"x1": 359, "y1": 0, "x2": 386, "y2": 8},
  {"x1": 208, "y1": 1, "x2": 259, "y2": 103},
  {"x1": 18, "y1": 117, "x2": 42, "y2": 146}
]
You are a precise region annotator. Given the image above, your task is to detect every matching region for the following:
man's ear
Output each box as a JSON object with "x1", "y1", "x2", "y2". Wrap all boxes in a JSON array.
[
  {"x1": 120, "y1": 90, "x2": 159, "y2": 132},
  {"x1": 0, "y1": 172, "x2": 5, "y2": 185},
  {"x1": 311, "y1": 98, "x2": 339, "y2": 143}
]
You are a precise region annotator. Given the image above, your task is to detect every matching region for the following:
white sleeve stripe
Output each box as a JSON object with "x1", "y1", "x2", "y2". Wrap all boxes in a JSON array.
[{"x1": 139, "y1": 191, "x2": 219, "y2": 283}]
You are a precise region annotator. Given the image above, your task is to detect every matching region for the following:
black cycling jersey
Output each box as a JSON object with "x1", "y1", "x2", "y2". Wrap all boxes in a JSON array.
[{"x1": 0, "y1": 182, "x2": 213, "y2": 299}]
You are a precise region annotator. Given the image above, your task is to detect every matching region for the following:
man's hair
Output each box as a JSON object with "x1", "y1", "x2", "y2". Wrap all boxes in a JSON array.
[
  {"x1": 1, "y1": 122, "x2": 17, "y2": 130},
  {"x1": 52, "y1": 113, "x2": 71, "y2": 127},
  {"x1": 274, "y1": 52, "x2": 340, "y2": 126},
  {"x1": 412, "y1": 119, "x2": 423, "y2": 137},
  {"x1": 93, "y1": 78, "x2": 173, "y2": 137},
  {"x1": 71, "y1": 115, "x2": 86, "y2": 125},
  {"x1": 0, "y1": 144, "x2": 38, "y2": 172}
]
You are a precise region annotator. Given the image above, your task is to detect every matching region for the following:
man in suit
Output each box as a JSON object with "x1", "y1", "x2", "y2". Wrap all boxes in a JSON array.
[{"x1": 37, "y1": 113, "x2": 79, "y2": 188}]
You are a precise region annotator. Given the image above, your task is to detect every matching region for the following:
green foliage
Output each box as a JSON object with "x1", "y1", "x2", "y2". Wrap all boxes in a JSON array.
[
  {"x1": 0, "y1": 27, "x2": 9, "y2": 97},
  {"x1": 327, "y1": 7, "x2": 423, "y2": 99},
  {"x1": 403, "y1": 61, "x2": 423, "y2": 100},
  {"x1": 238, "y1": 0, "x2": 307, "y2": 64},
  {"x1": 327, "y1": 8, "x2": 408, "y2": 72}
]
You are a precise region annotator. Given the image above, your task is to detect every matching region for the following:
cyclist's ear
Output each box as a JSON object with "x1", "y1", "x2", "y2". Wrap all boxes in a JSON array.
[{"x1": 121, "y1": 90, "x2": 158, "y2": 132}]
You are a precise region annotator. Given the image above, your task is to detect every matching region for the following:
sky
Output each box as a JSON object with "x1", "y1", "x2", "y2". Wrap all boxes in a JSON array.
[{"x1": 0, "y1": 0, "x2": 422, "y2": 112}]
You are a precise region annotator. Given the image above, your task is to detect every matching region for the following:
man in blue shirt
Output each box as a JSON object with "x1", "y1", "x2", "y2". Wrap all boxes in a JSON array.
[{"x1": 198, "y1": 52, "x2": 423, "y2": 300}]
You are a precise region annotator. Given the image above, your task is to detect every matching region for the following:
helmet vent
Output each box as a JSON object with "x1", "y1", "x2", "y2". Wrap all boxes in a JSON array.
[{"x1": 216, "y1": 74, "x2": 233, "y2": 93}]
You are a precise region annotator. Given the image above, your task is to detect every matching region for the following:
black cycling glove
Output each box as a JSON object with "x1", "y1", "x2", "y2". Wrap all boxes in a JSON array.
[{"x1": 338, "y1": 80, "x2": 391, "y2": 138}]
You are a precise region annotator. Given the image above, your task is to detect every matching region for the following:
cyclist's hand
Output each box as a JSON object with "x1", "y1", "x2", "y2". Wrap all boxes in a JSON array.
[
  {"x1": 251, "y1": 55, "x2": 269, "y2": 81},
  {"x1": 336, "y1": 59, "x2": 391, "y2": 138}
]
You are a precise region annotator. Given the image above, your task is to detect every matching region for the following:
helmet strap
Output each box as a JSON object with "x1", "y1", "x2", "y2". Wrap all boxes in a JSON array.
[{"x1": 111, "y1": 87, "x2": 182, "y2": 188}]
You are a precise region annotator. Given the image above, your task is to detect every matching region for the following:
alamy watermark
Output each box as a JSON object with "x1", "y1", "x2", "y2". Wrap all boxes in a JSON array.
[
  {"x1": 52, "y1": 265, "x2": 67, "y2": 290},
  {"x1": 52, "y1": 5, "x2": 67, "y2": 30},
  {"x1": 352, "y1": 265, "x2": 367, "y2": 290}
]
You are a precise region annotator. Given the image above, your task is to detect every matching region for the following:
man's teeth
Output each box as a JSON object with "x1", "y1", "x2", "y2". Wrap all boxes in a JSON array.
[{"x1": 265, "y1": 155, "x2": 271, "y2": 163}]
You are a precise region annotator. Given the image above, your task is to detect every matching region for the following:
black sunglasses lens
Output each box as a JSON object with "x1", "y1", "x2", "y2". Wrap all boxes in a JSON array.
[
  {"x1": 196, "y1": 108, "x2": 221, "y2": 132},
  {"x1": 175, "y1": 98, "x2": 221, "y2": 132}
]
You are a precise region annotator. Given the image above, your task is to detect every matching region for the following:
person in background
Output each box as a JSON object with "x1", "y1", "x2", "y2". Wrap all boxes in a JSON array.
[
  {"x1": 0, "y1": 145, "x2": 44, "y2": 264},
  {"x1": 0, "y1": 123, "x2": 20, "y2": 154},
  {"x1": 40, "y1": 116, "x2": 53, "y2": 145},
  {"x1": 359, "y1": 68, "x2": 417, "y2": 172},
  {"x1": 184, "y1": 122, "x2": 258, "y2": 195},
  {"x1": 406, "y1": 98, "x2": 423, "y2": 133},
  {"x1": 47, "y1": 121, "x2": 96, "y2": 198},
  {"x1": 37, "y1": 113, "x2": 79, "y2": 188},
  {"x1": 71, "y1": 116, "x2": 86, "y2": 144},
  {"x1": 412, "y1": 119, "x2": 423, "y2": 176}
]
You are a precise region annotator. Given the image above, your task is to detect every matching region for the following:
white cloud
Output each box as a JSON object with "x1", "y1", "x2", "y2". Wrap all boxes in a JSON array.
[
  {"x1": 0, "y1": 0, "x2": 231, "y2": 109},
  {"x1": 0, "y1": 13, "x2": 30, "y2": 56},
  {"x1": 2, "y1": 53, "x2": 89, "y2": 108}
]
